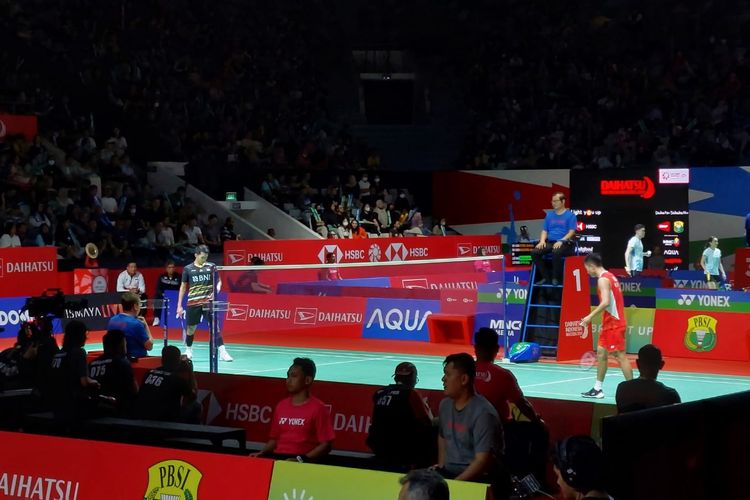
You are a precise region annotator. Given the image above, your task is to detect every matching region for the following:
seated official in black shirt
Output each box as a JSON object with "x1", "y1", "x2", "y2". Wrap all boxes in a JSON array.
[
  {"x1": 89, "y1": 330, "x2": 138, "y2": 416},
  {"x1": 153, "y1": 260, "x2": 181, "y2": 327},
  {"x1": 48, "y1": 320, "x2": 100, "y2": 424},
  {"x1": 616, "y1": 344, "x2": 681, "y2": 414},
  {"x1": 367, "y1": 362, "x2": 436, "y2": 470},
  {"x1": 0, "y1": 330, "x2": 33, "y2": 391},
  {"x1": 134, "y1": 345, "x2": 199, "y2": 423}
]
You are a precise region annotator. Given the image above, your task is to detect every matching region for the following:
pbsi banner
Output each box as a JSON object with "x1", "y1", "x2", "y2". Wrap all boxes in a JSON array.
[
  {"x1": 0, "y1": 247, "x2": 58, "y2": 298},
  {"x1": 224, "y1": 235, "x2": 502, "y2": 266}
]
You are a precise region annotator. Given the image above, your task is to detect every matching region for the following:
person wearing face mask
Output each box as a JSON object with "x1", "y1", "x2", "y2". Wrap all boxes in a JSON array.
[
  {"x1": 360, "y1": 203, "x2": 381, "y2": 236},
  {"x1": 337, "y1": 218, "x2": 353, "y2": 239}
]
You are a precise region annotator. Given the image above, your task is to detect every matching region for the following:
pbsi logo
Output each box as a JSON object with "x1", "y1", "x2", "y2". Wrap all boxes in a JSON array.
[
  {"x1": 227, "y1": 304, "x2": 249, "y2": 320},
  {"x1": 294, "y1": 307, "x2": 318, "y2": 325},
  {"x1": 227, "y1": 252, "x2": 246, "y2": 265},
  {"x1": 144, "y1": 460, "x2": 203, "y2": 500},
  {"x1": 684, "y1": 315, "x2": 717, "y2": 352},
  {"x1": 385, "y1": 243, "x2": 409, "y2": 261}
]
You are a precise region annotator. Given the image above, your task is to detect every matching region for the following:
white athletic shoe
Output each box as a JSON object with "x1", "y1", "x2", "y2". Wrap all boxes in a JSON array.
[
  {"x1": 152, "y1": 317, "x2": 160, "y2": 327},
  {"x1": 219, "y1": 345, "x2": 233, "y2": 362},
  {"x1": 184, "y1": 346, "x2": 193, "y2": 360}
]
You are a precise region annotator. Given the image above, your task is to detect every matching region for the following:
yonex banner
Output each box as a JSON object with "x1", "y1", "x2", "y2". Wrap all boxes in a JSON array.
[
  {"x1": 224, "y1": 235, "x2": 502, "y2": 266},
  {"x1": 0, "y1": 431, "x2": 273, "y2": 499},
  {"x1": 362, "y1": 298, "x2": 439, "y2": 342},
  {"x1": 653, "y1": 289, "x2": 750, "y2": 361},
  {"x1": 590, "y1": 277, "x2": 661, "y2": 308},
  {"x1": 669, "y1": 270, "x2": 712, "y2": 289},
  {"x1": 0, "y1": 247, "x2": 57, "y2": 298}
]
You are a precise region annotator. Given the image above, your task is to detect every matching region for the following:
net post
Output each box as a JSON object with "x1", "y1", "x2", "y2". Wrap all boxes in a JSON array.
[
  {"x1": 500, "y1": 254, "x2": 510, "y2": 363},
  {"x1": 208, "y1": 267, "x2": 218, "y2": 373},
  {"x1": 163, "y1": 296, "x2": 170, "y2": 347}
]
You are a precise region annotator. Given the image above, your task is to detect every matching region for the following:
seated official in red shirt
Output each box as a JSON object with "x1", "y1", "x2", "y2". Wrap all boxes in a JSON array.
[
  {"x1": 252, "y1": 357, "x2": 335, "y2": 462},
  {"x1": 473, "y1": 328, "x2": 539, "y2": 422}
]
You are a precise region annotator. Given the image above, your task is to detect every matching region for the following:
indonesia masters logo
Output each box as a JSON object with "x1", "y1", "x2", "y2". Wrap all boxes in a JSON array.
[
  {"x1": 684, "y1": 315, "x2": 717, "y2": 352},
  {"x1": 144, "y1": 460, "x2": 202, "y2": 500}
]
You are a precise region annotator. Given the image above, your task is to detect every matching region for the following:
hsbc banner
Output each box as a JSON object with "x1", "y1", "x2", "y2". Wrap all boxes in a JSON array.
[
  {"x1": 653, "y1": 288, "x2": 750, "y2": 361},
  {"x1": 223, "y1": 235, "x2": 502, "y2": 266},
  {"x1": 0, "y1": 247, "x2": 57, "y2": 298},
  {"x1": 362, "y1": 298, "x2": 439, "y2": 342},
  {"x1": 0, "y1": 431, "x2": 273, "y2": 499},
  {"x1": 223, "y1": 293, "x2": 366, "y2": 334},
  {"x1": 391, "y1": 272, "x2": 488, "y2": 290}
]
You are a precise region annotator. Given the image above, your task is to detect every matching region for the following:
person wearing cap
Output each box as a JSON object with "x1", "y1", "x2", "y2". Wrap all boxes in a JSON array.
[
  {"x1": 367, "y1": 362, "x2": 436, "y2": 471},
  {"x1": 176, "y1": 245, "x2": 233, "y2": 361},
  {"x1": 615, "y1": 344, "x2": 681, "y2": 414},
  {"x1": 553, "y1": 436, "x2": 613, "y2": 500}
]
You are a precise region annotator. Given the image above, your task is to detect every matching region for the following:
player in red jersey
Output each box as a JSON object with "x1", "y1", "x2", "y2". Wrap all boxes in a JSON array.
[{"x1": 579, "y1": 253, "x2": 633, "y2": 399}]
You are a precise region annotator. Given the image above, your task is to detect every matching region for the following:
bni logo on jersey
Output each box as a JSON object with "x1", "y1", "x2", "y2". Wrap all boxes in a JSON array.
[{"x1": 294, "y1": 307, "x2": 318, "y2": 325}]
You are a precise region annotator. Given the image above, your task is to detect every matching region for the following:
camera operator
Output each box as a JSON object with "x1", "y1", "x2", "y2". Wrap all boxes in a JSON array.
[
  {"x1": 89, "y1": 330, "x2": 138, "y2": 416},
  {"x1": 108, "y1": 292, "x2": 154, "y2": 359},
  {"x1": 22, "y1": 320, "x2": 60, "y2": 401},
  {"x1": 134, "y1": 345, "x2": 199, "y2": 423},
  {"x1": 48, "y1": 320, "x2": 100, "y2": 425}
]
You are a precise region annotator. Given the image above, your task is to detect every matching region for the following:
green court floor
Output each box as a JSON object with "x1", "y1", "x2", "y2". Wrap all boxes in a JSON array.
[{"x1": 149, "y1": 342, "x2": 750, "y2": 405}]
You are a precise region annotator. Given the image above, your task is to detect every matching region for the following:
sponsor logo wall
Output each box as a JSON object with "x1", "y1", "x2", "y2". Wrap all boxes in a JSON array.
[
  {"x1": 0, "y1": 248, "x2": 58, "y2": 298},
  {"x1": 0, "y1": 431, "x2": 273, "y2": 499},
  {"x1": 475, "y1": 282, "x2": 526, "y2": 348},
  {"x1": 653, "y1": 289, "x2": 750, "y2": 361},
  {"x1": 224, "y1": 235, "x2": 502, "y2": 266}
]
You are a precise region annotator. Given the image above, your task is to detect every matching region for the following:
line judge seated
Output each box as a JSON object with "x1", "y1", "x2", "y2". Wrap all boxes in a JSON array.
[{"x1": 531, "y1": 192, "x2": 577, "y2": 285}]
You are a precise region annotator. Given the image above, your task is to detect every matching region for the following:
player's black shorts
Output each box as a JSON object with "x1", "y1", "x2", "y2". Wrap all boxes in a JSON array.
[{"x1": 187, "y1": 305, "x2": 204, "y2": 327}]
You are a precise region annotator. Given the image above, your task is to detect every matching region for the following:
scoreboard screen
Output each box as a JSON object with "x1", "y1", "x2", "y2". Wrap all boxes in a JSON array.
[
  {"x1": 511, "y1": 241, "x2": 535, "y2": 265},
  {"x1": 570, "y1": 169, "x2": 690, "y2": 270}
]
